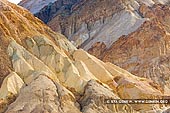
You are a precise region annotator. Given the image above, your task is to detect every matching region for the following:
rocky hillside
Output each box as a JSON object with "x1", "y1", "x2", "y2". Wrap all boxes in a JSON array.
[
  {"x1": 95, "y1": 3, "x2": 170, "y2": 95},
  {"x1": 1, "y1": 0, "x2": 170, "y2": 113},
  {"x1": 19, "y1": 0, "x2": 82, "y2": 23},
  {"x1": 20, "y1": 0, "x2": 170, "y2": 97},
  {"x1": 19, "y1": 0, "x2": 170, "y2": 48},
  {"x1": 18, "y1": 0, "x2": 56, "y2": 14}
]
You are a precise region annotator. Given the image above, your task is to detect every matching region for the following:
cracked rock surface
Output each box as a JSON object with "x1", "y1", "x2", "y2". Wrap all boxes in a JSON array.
[
  {"x1": 0, "y1": 0, "x2": 170, "y2": 112},
  {"x1": 20, "y1": 0, "x2": 170, "y2": 96}
]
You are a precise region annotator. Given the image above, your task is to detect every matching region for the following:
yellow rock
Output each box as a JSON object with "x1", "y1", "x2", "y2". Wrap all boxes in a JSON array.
[
  {"x1": 0, "y1": 72, "x2": 24, "y2": 99},
  {"x1": 73, "y1": 49, "x2": 113, "y2": 83}
]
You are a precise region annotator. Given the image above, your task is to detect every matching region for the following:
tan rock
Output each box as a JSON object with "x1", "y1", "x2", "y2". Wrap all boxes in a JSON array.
[
  {"x1": 73, "y1": 49, "x2": 113, "y2": 83},
  {"x1": 162, "y1": 107, "x2": 170, "y2": 113},
  {"x1": 5, "y1": 75, "x2": 81, "y2": 113},
  {"x1": 80, "y1": 80, "x2": 135, "y2": 113},
  {"x1": 8, "y1": 40, "x2": 59, "y2": 84},
  {"x1": 0, "y1": 72, "x2": 24, "y2": 99},
  {"x1": 0, "y1": 1, "x2": 169, "y2": 112},
  {"x1": 74, "y1": 61, "x2": 97, "y2": 81}
]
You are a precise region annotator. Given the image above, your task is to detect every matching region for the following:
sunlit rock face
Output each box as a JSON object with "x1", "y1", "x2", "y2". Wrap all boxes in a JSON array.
[
  {"x1": 20, "y1": 0, "x2": 170, "y2": 95},
  {"x1": 0, "y1": 0, "x2": 170, "y2": 112},
  {"x1": 102, "y1": 4, "x2": 170, "y2": 94}
]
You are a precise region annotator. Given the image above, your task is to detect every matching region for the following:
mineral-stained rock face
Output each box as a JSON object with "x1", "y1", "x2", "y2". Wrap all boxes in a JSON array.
[
  {"x1": 1, "y1": 0, "x2": 170, "y2": 112},
  {"x1": 19, "y1": 0, "x2": 170, "y2": 94},
  {"x1": 21, "y1": 0, "x2": 146, "y2": 48},
  {"x1": 19, "y1": 0, "x2": 82, "y2": 23},
  {"x1": 20, "y1": 0, "x2": 170, "y2": 49},
  {"x1": 18, "y1": 0, "x2": 57, "y2": 14},
  {"x1": 21, "y1": 0, "x2": 170, "y2": 97},
  {"x1": 5, "y1": 75, "x2": 81, "y2": 113},
  {"x1": 102, "y1": 4, "x2": 170, "y2": 94},
  {"x1": 47, "y1": 0, "x2": 147, "y2": 50}
]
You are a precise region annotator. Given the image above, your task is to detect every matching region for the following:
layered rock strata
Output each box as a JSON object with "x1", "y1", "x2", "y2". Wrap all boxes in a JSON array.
[{"x1": 1, "y1": 0, "x2": 170, "y2": 112}]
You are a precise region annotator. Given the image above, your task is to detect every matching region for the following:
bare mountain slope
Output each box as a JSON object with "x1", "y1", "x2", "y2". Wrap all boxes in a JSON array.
[
  {"x1": 1, "y1": 0, "x2": 170, "y2": 112},
  {"x1": 100, "y1": 3, "x2": 170, "y2": 95},
  {"x1": 19, "y1": 0, "x2": 170, "y2": 96}
]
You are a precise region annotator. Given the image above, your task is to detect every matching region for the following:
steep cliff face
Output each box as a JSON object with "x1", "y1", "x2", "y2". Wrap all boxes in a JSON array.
[{"x1": 1, "y1": 0, "x2": 170, "y2": 113}]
